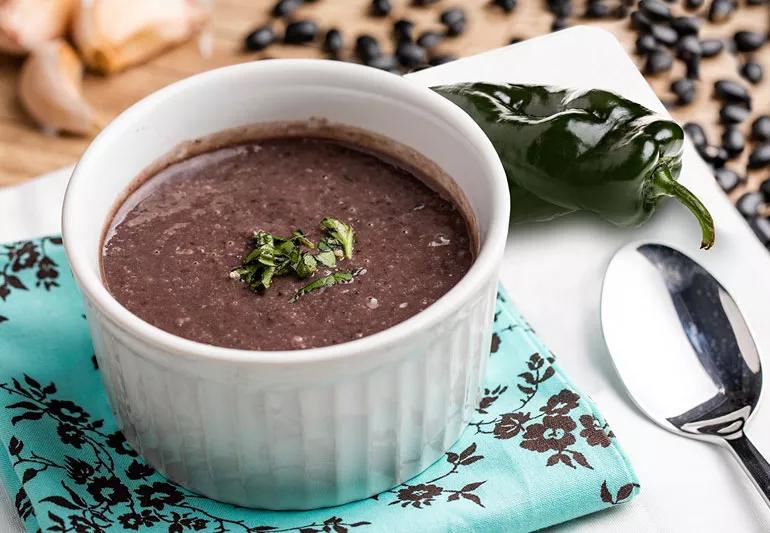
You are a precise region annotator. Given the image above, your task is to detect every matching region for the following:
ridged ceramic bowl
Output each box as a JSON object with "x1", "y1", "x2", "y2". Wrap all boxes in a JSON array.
[{"x1": 62, "y1": 60, "x2": 509, "y2": 510}]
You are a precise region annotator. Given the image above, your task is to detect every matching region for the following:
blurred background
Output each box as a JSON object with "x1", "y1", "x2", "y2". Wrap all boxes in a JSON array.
[{"x1": 0, "y1": 0, "x2": 768, "y2": 242}]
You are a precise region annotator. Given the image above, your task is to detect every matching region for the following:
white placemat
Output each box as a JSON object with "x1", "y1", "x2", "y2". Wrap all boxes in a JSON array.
[{"x1": 1, "y1": 27, "x2": 769, "y2": 532}]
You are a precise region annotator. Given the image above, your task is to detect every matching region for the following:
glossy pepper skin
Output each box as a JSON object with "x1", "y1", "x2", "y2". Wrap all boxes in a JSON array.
[{"x1": 433, "y1": 82, "x2": 715, "y2": 249}]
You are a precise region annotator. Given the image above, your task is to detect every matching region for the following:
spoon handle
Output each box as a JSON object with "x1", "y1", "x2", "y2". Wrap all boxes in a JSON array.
[{"x1": 727, "y1": 434, "x2": 770, "y2": 507}]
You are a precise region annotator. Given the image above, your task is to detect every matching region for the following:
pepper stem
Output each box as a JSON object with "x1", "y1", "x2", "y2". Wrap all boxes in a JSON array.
[{"x1": 651, "y1": 164, "x2": 715, "y2": 250}]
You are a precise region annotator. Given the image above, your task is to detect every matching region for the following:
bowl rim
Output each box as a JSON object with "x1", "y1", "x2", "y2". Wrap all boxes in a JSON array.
[{"x1": 62, "y1": 59, "x2": 509, "y2": 365}]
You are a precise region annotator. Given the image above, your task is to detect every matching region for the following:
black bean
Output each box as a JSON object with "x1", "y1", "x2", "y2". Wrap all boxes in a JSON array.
[
  {"x1": 700, "y1": 39, "x2": 724, "y2": 58},
  {"x1": 366, "y1": 54, "x2": 399, "y2": 72},
  {"x1": 747, "y1": 0, "x2": 769, "y2": 4},
  {"x1": 749, "y1": 217, "x2": 770, "y2": 246},
  {"x1": 639, "y1": 0, "x2": 671, "y2": 21},
  {"x1": 720, "y1": 104, "x2": 750, "y2": 125},
  {"x1": 748, "y1": 143, "x2": 770, "y2": 169},
  {"x1": 684, "y1": 0, "x2": 705, "y2": 8},
  {"x1": 585, "y1": 1, "x2": 611, "y2": 17},
  {"x1": 708, "y1": 0, "x2": 735, "y2": 23},
  {"x1": 547, "y1": 0, "x2": 573, "y2": 17},
  {"x1": 551, "y1": 17, "x2": 569, "y2": 32},
  {"x1": 677, "y1": 35, "x2": 701, "y2": 58},
  {"x1": 283, "y1": 20, "x2": 317, "y2": 44},
  {"x1": 685, "y1": 55, "x2": 701, "y2": 80},
  {"x1": 493, "y1": 0, "x2": 518, "y2": 13},
  {"x1": 652, "y1": 24, "x2": 678, "y2": 47},
  {"x1": 761, "y1": 178, "x2": 770, "y2": 201},
  {"x1": 244, "y1": 26, "x2": 276, "y2": 51},
  {"x1": 396, "y1": 41, "x2": 426, "y2": 68},
  {"x1": 721, "y1": 127, "x2": 745, "y2": 158},
  {"x1": 684, "y1": 122, "x2": 708, "y2": 147},
  {"x1": 671, "y1": 17, "x2": 701, "y2": 37},
  {"x1": 636, "y1": 34, "x2": 658, "y2": 55},
  {"x1": 698, "y1": 144, "x2": 728, "y2": 167},
  {"x1": 734, "y1": 31, "x2": 767, "y2": 53},
  {"x1": 713, "y1": 79, "x2": 750, "y2": 105},
  {"x1": 509, "y1": 37, "x2": 523, "y2": 45},
  {"x1": 630, "y1": 10, "x2": 653, "y2": 32},
  {"x1": 272, "y1": 0, "x2": 301, "y2": 17},
  {"x1": 751, "y1": 116, "x2": 770, "y2": 142},
  {"x1": 644, "y1": 49, "x2": 673, "y2": 74},
  {"x1": 614, "y1": 3, "x2": 629, "y2": 18},
  {"x1": 412, "y1": 0, "x2": 439, "y2": 5},
  {"x1": 322, "y1": 28, "x2": 343, "y2": 55},
  {"x1": 736, "y1": 192, "x2": 764, "y2": 218},
  {"x1": 714, "y1": 168, "x2": 741, "y2": 192},
  {"x1": 393, "y1": 19, "x2": 414, "y2": 43},
  {"x1": 416, "y1": 31, "x2": 443, "y2": 50},
  {"x1": 671, "y1": 78, "x2": 696, "y2": 105},
  {"x1": 440, "y1": 8, "x2": 465, "y2": 25},
  {"x1": 355, "y1": 34, "x2": 381, "y2": 62},
  {"x1": 429, "y1": 54, "x2": 457, "y2": 66},
  {"x1": 445, "y1": 20, "x2": 465, "y2": 36},
  {"x1": 370, "y1": 0, "x2": 391, "y2": 16},
  {"x1": 740, "y1": 62, "x2": 763, "y2": 84}
]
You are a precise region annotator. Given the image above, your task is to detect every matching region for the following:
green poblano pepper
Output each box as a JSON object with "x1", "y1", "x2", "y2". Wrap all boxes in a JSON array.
[{"x1": 433, "y1": 82, "x2": 715, "y2": 249}]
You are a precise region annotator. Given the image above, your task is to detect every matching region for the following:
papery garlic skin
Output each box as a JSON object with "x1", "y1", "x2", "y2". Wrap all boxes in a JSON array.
[
  {"x1": 18, "y1": 39, "x2": 101, "y2": 136},
  {"x1": 0, "y1": 0, "x2": 75, "y2": 55},
  {"x1": 73, "y1": 0, "x2": 208, "y2": 74}
]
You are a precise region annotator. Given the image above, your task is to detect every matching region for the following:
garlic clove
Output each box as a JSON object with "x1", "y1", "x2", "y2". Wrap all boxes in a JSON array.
[
  {"x1": 18, "y1": 39, "x2": 102, "y2": 136},
  {"x1": 72, "y1": 0, "x2": 208, "y2": 74},
  {"x1": 0, "y1": 0, "x2": 74, "y2": 55}
]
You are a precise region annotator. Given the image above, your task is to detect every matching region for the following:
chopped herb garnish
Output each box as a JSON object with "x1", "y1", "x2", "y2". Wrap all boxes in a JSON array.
[{"x1": 231, "y1": 216, "x2": 358, "y2": 302}]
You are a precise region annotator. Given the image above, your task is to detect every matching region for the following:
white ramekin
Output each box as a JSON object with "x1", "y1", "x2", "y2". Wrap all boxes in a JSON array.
[{"x1": 62, "y1": 59, "x2": 509, "y2": 510}]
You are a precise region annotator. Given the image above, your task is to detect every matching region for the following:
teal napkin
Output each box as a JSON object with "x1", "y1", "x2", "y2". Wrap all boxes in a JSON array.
[{"x1": 0, "y1": 237, "x2": 638, "y2": 533}]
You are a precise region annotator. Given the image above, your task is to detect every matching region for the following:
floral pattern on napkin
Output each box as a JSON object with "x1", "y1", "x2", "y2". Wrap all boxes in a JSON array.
[{"x1": 0, "y1": 238, "x2": 639, "y2": 533}]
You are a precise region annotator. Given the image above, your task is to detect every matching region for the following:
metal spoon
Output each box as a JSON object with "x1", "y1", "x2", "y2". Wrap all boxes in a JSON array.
[{"x1": 601, "y1": 242, "x2": 770, "y2": 506}]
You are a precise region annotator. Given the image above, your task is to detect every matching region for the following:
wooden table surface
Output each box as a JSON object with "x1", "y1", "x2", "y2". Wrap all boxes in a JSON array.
[{"x1": 0, "y1": 0, "x2": 768, "y2": 203}]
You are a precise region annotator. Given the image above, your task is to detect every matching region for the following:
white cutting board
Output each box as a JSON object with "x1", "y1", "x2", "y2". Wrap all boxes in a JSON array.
[{"x1": 2, "y1": 26, "x2": 770, "y2": 532}]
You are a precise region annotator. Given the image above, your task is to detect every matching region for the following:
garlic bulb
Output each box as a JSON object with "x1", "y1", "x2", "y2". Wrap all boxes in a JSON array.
[
  {"x1": 0, "y1": 0, "x2": 74, "y2": 55},
  {"x1": 72, "y1": 0, "x2": 208, "y2": 74},
  {"x1": 18, "y1": 39, "x2": 101, "y2": 136}
]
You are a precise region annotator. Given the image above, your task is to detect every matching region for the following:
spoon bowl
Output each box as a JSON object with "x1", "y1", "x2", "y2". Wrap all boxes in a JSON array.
[{"x1": 602, "y1": 242, "x2": 770, "y2": 505}]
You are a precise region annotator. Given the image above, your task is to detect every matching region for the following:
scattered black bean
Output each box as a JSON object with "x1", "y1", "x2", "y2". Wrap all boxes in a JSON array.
[
  {"x1": 720, "y1": 103, "x2": 751, "y2": 124},
  {"x1": 272, "y1": 0, "x2": 301, "y2": 17},
  {"x1": 366, "y1": 54, "x2": 399, "y2": 71},
  {"x1": 714, "y1": 79, "x2": 751, "y2": 105},
  {"x1": 645, "y1": 49, "x2": 673, "y2": 74},
  {"x1": 429, "y1": 54, "x2": 458, "y2": 66},
  {"x1": 721, "y1": 127, "x2": 745, "y2": 158},
  {"x1": 736, "y1": 191, "x2": 764, "y2": 218},
  {"x1": 714, "y1": 167, "x2": 741, "y2": 192},
  {"x1": 630, "y1": 10, "x2": 653, "y2": 32},
  {"x1": 749, "y1": 217, "x2": 770, "y2": 246},
  {"x1": 734, "y1": 31, "x2": 767, "y2": 53},
  {"x1": 708, "y1": 0, "x2": 736, "y2": 24},
  {"x1": 396, "y1": 41, "x2": 426, "y2": 68},
  {"x1": 509, "y1": 37, "x2": 523, "y2": 45},
  {"x1": 440, "y1": 8, "x2": 465, "y2": 26},
  {"x1": 416, "y1": 31, "x2": 443, "y2": 49},
  {"x1": 684, "y1": 122, "x2": 708, "y2": 147},
  {"x1": 698, "y1": 144, "x2": 728, "y2": 167},
  {"x1": 748, "y1": 143, "x2": 770, "y2": 169},
  {"x1": 671, "y1": 16, "x2": 701, "y2": 36},
  {"x1": 684, "y1": 0, "x2": 705, "y2": 8},
  {"x1": 244, "y1": 26, "x2": 276, "y2": 51},
  {"x1": 677, "y1": 35, "x2": 701, "y2": 58},
  {"x1": 685, "y1": 55, "x2": 701, "y2": 79},
  {"x1": 700, "y1": 38, "x2": 724, "y2": 58},
  {"x1": 370, "y1": 0, "x2": 391, "y2": 17},
  {"x1": 547, "y1": 0, "x2": 573, "y2": 17},
  {"x1": 652, "y1": 24, "x2": 678, "y2": 47},
  {"x1": 751, "y1": 116, "x2": 770, "y2": 142},
  {"x1": 740, "y1": 61, "x2": 763, "y2": 84},
  {"x1": 552, "y1": 17, "x2": 569, "y2": 32},
  {"x1": 671, "y1": 78, "x2": 696, "y2": 105},
  {"x1": 412, "y1": 0, "x2": 440, "y2": 5},
  {"x1": 445, "y1": 20, "x2": 466, "y2": 36},
  {"x1": 393, "y1": 19, "x2": 414, "y2": 43},
  {"x1": 284, "y1": 20, "x2": 318, "y2": 44},
  {"x1": 585, "y1": 1, "x2": 611, "y2": 18},
  {"x1": 355, "y1": 34, "x2": 381, "y2": 62},
  {"x1": 636, "y1": 34, "x2": 658, "y2": 55},
  {"x1": 761, "y1": 178, "x2": 770, "y2": 201},
  {"x1": 322, "y1": 28, "x2": 343, "y2": 55},
  {"x1": 639, "y1": 0, "x2": 671, "y2": 21},
  {"x1": 493, "y1": 0, "x2": 518, "y2": 13}
]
